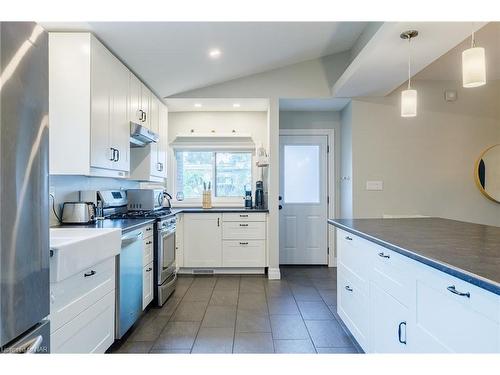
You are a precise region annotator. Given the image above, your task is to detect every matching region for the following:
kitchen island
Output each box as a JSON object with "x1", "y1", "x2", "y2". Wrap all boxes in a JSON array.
[{"x1": 328, "y1": 217, "x2": 500, "y2": 353}]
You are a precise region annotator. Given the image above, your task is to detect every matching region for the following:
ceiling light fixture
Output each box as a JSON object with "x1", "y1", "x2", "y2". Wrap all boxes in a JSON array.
[
  {"x1": 400, "y1": 30, "x2": 418, "y2": 118},
  {"x1": 208, "y1": 48, "x2": 221, "y2": 59},
  {"x1": 233, "y1": 103, "x2": 241, "y2": 108},
  {"x1": 462, "y1": 29, "x2": 486, "y2": 88},
  {"x1": 194, "y1": 103, "x2": 202, "y2": 108}
]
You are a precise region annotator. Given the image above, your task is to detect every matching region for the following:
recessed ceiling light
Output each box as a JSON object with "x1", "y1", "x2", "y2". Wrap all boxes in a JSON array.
[
  {"x1": 194, "y1": 103, "x2": 202, "y2": 108},
  {"x1": 208, "y1": 49, "x2": 221, "y2": 59},
  {"x1": 233, "y1": 103, "x2": 241, "y2": 108}
]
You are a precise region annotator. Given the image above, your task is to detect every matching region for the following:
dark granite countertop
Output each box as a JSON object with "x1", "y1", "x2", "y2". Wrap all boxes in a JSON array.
[
  {"x1": 172, "y1": 207, "x2": 269, "y2": 214},
  {"x1": 53, "y1": 218, "x2": 156, "y2": 234},
  {"x1": 328, "y1": 218, "x2": 500, "y2": 295}
]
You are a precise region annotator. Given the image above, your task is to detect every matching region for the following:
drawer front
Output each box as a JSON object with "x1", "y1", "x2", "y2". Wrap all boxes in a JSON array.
[
  {"x1": 143, "y1": 237, "x2": 154, "y2": 266},
  {"x1": 223, "y1": 212, "x2": 267, "y2": 222},
  {"x1": 222, "y1": 221, "x2": 266, "y2": 240},
  {"x1": 50, "y1": 256, "x2": 115, "y2": 332},
  {"x1": 414, "y1": 270, "x2": 500, "y2": 353},
  {"x1": 51, "y1": 291, "x2": 115, "y2": 353},
  {"x1": 337, "y1": 264, "x2": 369, "y2": 349},
  {"x1": 144, "y1": 224, "x2": 154, "y2": 238},
  {"x1": 142, "y1": 262, "x2": 154, "y2": 310},
  {"x1": 337, "y1": 229, "x2": 371, "y2": 284},
  {"x1": 222, "y1": 240, "x2": 266, "y2": 267},
  {"x1": 370, "y1": 244, "x2": 414, "y2": 307}
]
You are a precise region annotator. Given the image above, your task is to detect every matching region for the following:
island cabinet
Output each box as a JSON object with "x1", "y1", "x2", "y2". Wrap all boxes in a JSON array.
[{"x1": 336, "y1": 229, "x2": 500, "y2": 353}]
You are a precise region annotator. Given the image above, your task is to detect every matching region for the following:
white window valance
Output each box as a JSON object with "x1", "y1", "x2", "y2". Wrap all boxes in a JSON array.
[{"x1": 170, "y1": 133, "x2": 256, "y2": 153}]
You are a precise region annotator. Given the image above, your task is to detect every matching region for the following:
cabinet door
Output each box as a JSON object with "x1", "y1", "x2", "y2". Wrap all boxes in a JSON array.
[
  {"x1": 90, "y1": 38, "x2": 112, "y2": 170},
  {"x1": 140, "y1": 83, "x2": 151, "y2": 129},
  {"x1": 183, "y1": 214, "x2": 222, "y2": 267},
  {"x1": 129, "y1": 73, "x2": 143, "y2": 124},
  {"x1": 149, "y1": 96, "x2": 160, "y2": 177},
  {"x1": 157, "y1": 104, "x2": 168, "y2": 178},
  {"x1": 370, "y1": 281, "x2": 410, "y2": 353},
  {"x1": 142, "y1": 262, "x2": 154, "y2": 310},
  {"x1": 109, "y1": 59, "x2": 130, "y2": 173}
]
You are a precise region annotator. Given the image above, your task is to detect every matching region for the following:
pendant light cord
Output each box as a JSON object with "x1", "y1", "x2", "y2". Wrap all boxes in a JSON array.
[{"x1": 407, "y1": 36, "x2": 412, "y2": 90}]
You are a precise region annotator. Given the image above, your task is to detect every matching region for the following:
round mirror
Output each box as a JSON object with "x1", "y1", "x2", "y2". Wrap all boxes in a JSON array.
[{"x1": 475, "y1": 144, "x2": 500, "y2": 203}]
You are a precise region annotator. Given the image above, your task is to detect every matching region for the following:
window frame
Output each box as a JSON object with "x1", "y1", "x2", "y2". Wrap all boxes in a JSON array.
[{"x1": 173, "y1": 150, "x2": 254, "y2": 206}]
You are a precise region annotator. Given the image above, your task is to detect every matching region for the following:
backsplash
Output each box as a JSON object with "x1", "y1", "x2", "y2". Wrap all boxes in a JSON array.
[{"x1": 49, "y1": 175, "x2": 140, "y2": 226}]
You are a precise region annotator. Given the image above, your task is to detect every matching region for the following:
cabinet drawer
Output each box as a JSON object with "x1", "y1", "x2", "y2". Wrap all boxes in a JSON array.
[
  {"x1": 337, "y1": 264, "x2": 369, "y2": 349},
  {"x1": 222, "y1": 240, "x2": 266, "y2": 267},
  {"x1": 143, "y1": 262, "x2": 154, "y2": 310},
  {"x1": 51, "y1": 291, "x2": 115, "y2": 353},
  {"x1": 370, "y1": 244, "x2": 414, "y2": 307},
  {"x1": 143, "y1": 237, "x2": 154, "y2": 266},
  {"x1": 50, "y1": 256, "x2": 115, "y2": 332},
  {"x1": 223, "y1": 212, "x2": 266, "y2": 222},
  {"x1": 222, "y1": 221, "x2": 266, "y2": 240},
  {"x1": 143, "y1": 224, "x2": 154, "y2": 238},
  {"x1": 413, "y1": 263, "x2": 500, "y2": 353},
  {"x1": 337, "y1": 229, "x2": 371, "y2": 282}
]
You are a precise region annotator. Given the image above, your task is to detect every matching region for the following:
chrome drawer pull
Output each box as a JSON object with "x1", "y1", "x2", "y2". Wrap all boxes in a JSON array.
[
  {"x1": 378, "y1": 252, "x2": 390, "y2": 259},
  {"x1": 447, "y1": 285, "x2": 470, "y2": 298},
  {"x1": 146, "y1": 241, "x2": 152, "y2": 245},
  {"x1": 84, "y1": 270, "x2": 96, "y2": 277},
  {"x1": 239, "y1": 223, "x2": 248, "y2": 227},
  {"x1": 239, "y1": 242, "x2": 249, "y2": 245},
  {"x1": 345, "y1": 236, "x2": 353, "y2": 241},
  {"x1": 345, "y1": 285, "x2": 353, "y2": 292},
  {"x1": 146, "y1": 267, "x2": 152, "y2": 272},
  {"x1": 240, "y1": 214, "x2": 248, "y2": 218}
]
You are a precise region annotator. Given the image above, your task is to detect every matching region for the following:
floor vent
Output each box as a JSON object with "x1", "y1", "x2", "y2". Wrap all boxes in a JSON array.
[{"x1": 192, "y1": 269, "x2": 215, "y2": 275}]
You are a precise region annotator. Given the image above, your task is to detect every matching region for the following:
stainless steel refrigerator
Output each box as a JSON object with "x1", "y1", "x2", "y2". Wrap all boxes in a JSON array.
[{"x1": 0, "y1": 22, "x2": 50, "y2": 354}]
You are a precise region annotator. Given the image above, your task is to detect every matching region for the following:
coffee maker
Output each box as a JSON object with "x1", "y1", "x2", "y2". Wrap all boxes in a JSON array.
[{"x1": 255, "y1": 180, "x2": 264, "y2": 209}]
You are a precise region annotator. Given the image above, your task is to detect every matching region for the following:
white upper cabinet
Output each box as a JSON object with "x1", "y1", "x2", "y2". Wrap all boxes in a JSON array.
[
  {"x1": 129, "y1": 73, "x2": 152, "y2": 129},
  {"x1": 49, "y1": 33, "x2": 129, "y2": 177}
]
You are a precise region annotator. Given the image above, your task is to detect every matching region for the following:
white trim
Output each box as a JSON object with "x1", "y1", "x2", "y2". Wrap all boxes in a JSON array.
[
  {"x1": 278, "y1": 128, "x2": 335, "y2": 267},
  {"x1": 177, "y1": 267, "x2": 265, "y2": 275},
  {"x1": 267, "y1": 268, "x2": 281, "y2": 280}
]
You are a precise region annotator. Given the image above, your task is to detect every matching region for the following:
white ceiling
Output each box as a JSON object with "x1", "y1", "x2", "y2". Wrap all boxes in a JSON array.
[
  {"x1": 415, "y1": 23, "x2": 500, "y2": 81},
  {"x1": 279, "y1": 98, "x2": 350, "y2": 111},
  {"x1": 331, "y1": 22, "x2": 488, "y2": 97},
  {"x1": 165, "y1": 98, "x2": 269, "y2": 112},
  {"x1": 41, "y1": 22, "x2": 368, "y2": 97}
]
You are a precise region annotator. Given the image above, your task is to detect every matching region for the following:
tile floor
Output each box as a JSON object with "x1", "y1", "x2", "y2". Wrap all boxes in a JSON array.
[{"x1": 110, "y1": 266, "x2": 362, "y2": 354}]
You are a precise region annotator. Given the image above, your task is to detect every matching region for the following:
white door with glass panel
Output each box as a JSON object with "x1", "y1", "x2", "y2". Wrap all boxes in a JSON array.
[{"x1": 279, "y1": 135, "x2": 328, "y2": 265}]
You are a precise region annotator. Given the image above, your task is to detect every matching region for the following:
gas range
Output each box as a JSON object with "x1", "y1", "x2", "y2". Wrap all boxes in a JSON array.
[{"x1": 108, "y1": 208, "x2": 173, "y2": 221}]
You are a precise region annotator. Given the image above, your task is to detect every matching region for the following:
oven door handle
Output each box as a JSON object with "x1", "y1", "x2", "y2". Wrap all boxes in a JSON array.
[{"x1": 159, "y1": 228, "x2": 176, "y2": 237}]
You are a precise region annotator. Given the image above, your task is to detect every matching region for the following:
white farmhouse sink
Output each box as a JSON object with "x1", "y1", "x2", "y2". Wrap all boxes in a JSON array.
[{"x1": 50, "y1": 228, "x2": 121, "y2": 283}]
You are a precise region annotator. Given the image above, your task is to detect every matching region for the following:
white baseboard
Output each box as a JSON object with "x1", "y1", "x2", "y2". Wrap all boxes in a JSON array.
[
  {"x1": 267, "y1": 267, "x2": 281, "y2": 280},
  {"x1": 177, "y1": 267, "x2": 265, "y2": 275}
]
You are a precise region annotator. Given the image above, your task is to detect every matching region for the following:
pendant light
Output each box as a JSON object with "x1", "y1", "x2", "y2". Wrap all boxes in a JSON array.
[
  {"x1": 400, "y1": 30, "x2": 418, "y2": 118},
  {"x1": 462, "y1": 30, "x2": 486, "y2": 88}
]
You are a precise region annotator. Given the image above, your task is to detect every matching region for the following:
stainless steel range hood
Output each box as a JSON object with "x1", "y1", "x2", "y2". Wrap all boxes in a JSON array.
[{"x1": 130, "y1": 122, "x2": 159, "y2": 147}]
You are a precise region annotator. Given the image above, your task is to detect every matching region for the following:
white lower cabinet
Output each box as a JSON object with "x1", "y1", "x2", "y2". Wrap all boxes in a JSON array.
[
  {"x1": 142, "y1": 263, "x2": 154, "y2": 309},
  {"x1": 183, "y1": 214, "x2": 222, "y2": 267},
  {"x1": 179, "y1": 212, "x2": 267, "y2": 270},
  {"x1": 50, "y1": 256, "x2": 116, "y2": 353},
  {"x1": 336, "y1": 228, "x2": 500, "y2": 353}
]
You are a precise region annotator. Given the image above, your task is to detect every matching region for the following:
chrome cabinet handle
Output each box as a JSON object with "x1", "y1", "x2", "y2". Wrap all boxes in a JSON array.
[
  {"x1": 217, "y1": 218, "x2": 220, "y2": 227},
  {"x1": 447, "y1": 285, "x2": 470, "y2": 298},
  {"x1": 240, "y1": 214, "x2": 248, "y2": 218},
  {"x1": 345, "y1": 285, "x2": 353, "y2": 292},
  {"x1": 143, "y1": 111, "x2": 147, "y2": 122},
  {"x1": 84, "y1": 270, "x2": 96, "y2": 277},
  {"x1": 345, "y1": 236, "x2": 353, "y2": 241},
  {"x1": 138, "y1": 109, "x2": 144, "y2": 121},
  {"x1": 146, "y1": 267, "x2": 152, "y2": 272},
  {"x1": 146, "y1": 241, "x2": 152, "y2": 245},
  {"x1": 146, "y1": 227, "x2": 152, "y2": 231},
  {"x1": 378, "y1": 252, "x2": 390, "y2": 259},
  {"x1": 109, "y1": 147, "x2": 115, "y2": 161},
  {"x1": 398, "y1": 321, "x2": 407, "y2": 344},
  {"x1": 239, "y1": 223, "x2": 248, "y2": 227},
  {"x1": 115, "y1": 148, "x2": 120, "y2": 162},
  {"x1": 239, "y1": 242, "x2": 249, "y2": 245}
]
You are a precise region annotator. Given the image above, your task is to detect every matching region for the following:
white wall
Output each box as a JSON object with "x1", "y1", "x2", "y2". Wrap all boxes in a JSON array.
[
  {"x1": 347, "y1": 80, "x2": 500, "y2": 226},
  {"x1": 167, "y1": 111, "x2": 268, "y2": 204}
]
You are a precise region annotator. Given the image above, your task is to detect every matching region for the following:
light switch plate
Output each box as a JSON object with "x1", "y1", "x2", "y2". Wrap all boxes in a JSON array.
[{"x1": 366, "y1": 180, "x2": 383, "y2": 191}]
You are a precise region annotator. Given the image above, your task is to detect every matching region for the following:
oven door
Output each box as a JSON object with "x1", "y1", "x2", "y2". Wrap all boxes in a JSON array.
[{"x1": 157, "y1": 226, "x2": 176, "y2": 285}]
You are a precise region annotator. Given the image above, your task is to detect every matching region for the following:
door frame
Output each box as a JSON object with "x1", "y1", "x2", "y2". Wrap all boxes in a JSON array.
[{"x1": 279, "y1": 128, "x2": 335, "y2": 267}]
